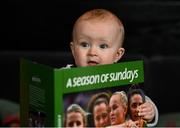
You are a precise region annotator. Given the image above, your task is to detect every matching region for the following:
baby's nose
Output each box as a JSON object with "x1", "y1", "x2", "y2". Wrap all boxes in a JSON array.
[{"x1": 88, "y1": 46, "x2": 97, "y2": 56}]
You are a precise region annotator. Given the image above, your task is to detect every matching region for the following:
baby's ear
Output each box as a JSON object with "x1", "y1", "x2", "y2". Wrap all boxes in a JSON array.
[
  {"x1": 70, "y1": 42, "x2": 74, "y2": 56},
  {"x1": 115, "y1": 47, "x2": 125, "y2": 63}
]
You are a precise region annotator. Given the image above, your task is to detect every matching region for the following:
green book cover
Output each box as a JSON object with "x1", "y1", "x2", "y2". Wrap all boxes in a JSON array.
[{"x1": 20, "y1": 58, "x2": 144, "y2": 127}]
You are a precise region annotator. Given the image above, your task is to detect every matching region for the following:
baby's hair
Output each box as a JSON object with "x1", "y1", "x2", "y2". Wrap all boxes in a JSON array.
[{"x1": 72, "y1": 8, "x2": 125, "y2": 47}]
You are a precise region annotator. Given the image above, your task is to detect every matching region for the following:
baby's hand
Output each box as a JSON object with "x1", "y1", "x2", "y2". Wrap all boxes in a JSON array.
[{"x1": 138, "y1": 101, "x2": 155, "y2": 122}]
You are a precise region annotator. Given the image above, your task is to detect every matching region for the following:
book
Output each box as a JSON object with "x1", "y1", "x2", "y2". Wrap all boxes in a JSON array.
[{"x1": 20, "y1": 58, "x2": 144, "y2": 127}]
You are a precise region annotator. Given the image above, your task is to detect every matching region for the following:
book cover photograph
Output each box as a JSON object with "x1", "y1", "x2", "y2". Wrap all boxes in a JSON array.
[{"x1": 20, "y1": 59, "x2": 144, "y2": 127}]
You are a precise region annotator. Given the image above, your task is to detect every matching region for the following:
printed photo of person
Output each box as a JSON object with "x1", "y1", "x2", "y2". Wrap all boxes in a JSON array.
[
  {"x1": 87, "y1": 92, "x2": 111, "y2": 127},
  {"x1": 64, "y1": 104, "x2": 87, "y2": 128},
  {"x1": 127, "y1": 88, "x2": 147, "y2": 127}
]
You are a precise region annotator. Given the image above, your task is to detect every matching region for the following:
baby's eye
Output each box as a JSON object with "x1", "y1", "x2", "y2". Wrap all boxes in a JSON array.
[
  {"x1": 80, "y1": 42, "x2": 90, "y2": 48},
  {"x1": 99, "y1": 44, "x2": 108, "y2": 49}
]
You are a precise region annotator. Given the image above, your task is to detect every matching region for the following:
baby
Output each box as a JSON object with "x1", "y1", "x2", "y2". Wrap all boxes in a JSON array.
[{"x1": 70, "y1": 8, "x2": 158, "y2": 126}]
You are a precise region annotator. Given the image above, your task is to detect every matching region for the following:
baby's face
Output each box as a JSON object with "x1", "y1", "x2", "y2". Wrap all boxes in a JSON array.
[{"x1": 71, "y1": 19, "x2": 124, "y2": 67}]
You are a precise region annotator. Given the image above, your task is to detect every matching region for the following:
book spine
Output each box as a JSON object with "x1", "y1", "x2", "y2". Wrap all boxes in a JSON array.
[{"x1": 54, "y1": 69, "x2": 63, "y2": 127}]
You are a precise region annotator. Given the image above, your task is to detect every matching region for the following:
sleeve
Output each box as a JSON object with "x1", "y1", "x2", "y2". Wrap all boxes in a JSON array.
[
  {"x1": 145, "y1": 96, "x2": 159, "y2": 127},
  {"x1": 61, "y1": 64, "x2": 73, "y2": 69},
  {"x1": 0, "y1": 99, "x2": 19, "y2": 126}
]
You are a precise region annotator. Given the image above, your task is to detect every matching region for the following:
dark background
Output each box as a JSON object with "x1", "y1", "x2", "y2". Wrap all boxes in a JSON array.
[
  {"x1": 4, "y1": 0, "x2": 180, "y2": 126},
  {"x1": 7, "y1": 0, "x2": 180, "y2": 56}
]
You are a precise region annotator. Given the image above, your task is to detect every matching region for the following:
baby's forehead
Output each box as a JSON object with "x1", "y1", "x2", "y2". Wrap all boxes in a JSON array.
[
  {"x1": 74, "y1": 16, "x2": 122, "y2": 36},
  {"x1": 73, "y1": 15, "x2": 121, "y2": 35}
]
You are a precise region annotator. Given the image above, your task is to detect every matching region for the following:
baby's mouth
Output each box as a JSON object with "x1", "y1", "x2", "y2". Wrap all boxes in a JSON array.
[{"x1": 87, "y1": 61, "x2": 99, "y2": 66}]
